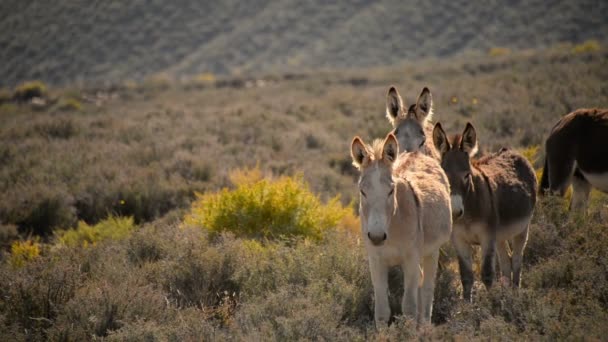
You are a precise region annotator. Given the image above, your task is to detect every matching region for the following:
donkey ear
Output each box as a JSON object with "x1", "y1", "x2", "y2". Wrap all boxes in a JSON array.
[
  {"x1": 351, "y1": 136, "x2": 368, "y2": 169},
  {"x1": 382, "y1": 134, "x2": 399, "y2": 162},
  {"x1": 386, "y1": 86, "x2": 404, "y2": 126},
  {"x1": 414, "y1": 87, "x2": 433, "y2": 122},
  {"x1": 433, "y1": 122, "x2": 450, "y2": 156},
  {"x1": 460, "y1": 122, "x2": 478, "y2": 157}
]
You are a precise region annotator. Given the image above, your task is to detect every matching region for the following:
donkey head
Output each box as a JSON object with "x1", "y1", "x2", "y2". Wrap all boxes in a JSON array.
[
  {"x1": 351, "y1": 134, "x2": 399, "y2": 246},
  {"x1": 433, "y1": 122, "x2": 478, "y2": 219},
  {"x1": 386, "y1": 86, "x2": 433, "y2": 153}
]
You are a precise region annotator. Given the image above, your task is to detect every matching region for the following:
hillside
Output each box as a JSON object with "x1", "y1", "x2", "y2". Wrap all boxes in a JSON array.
[
  {"x1": 1, "y1": 0, "x2": 607, "y2": 86},
  {"x1": 0, "y1": 30, "x2": 607, "y2": 340}
]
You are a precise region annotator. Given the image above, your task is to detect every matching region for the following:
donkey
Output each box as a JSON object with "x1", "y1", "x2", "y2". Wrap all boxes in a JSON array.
[
  {"x1": 351, "y1": 133, "x2": 451, "y2": 326},
  {"x1": 385, "y1": 86, "x2": 440, "y2": 160},
  {"x1": 432, "y1": 122, "x2": 537, "y2": 301},
  {"x1": 539, "y1": 108, "x2": 608, "y2": 212}
]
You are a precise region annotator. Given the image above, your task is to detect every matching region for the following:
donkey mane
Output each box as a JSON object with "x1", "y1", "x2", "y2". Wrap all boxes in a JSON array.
[{"x1": 368, "y1": 139, "x2": 387, "y2": 161}]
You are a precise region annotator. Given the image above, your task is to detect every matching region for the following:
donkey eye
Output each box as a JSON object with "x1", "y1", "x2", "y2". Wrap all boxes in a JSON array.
[
  {"x1": 388, "y1": 188, "x2": 394, "y2": 196},
  {"x1": 360, "y1": 190, "x2": 367, "y2": 198}
]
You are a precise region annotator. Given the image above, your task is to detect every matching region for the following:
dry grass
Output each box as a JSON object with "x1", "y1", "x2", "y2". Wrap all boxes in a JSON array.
[
  {"x1": 1, "y1": 46, "x2": 606, "y2": 238},
  {"x1": 0, "y1": 47, "x2": 607, "y2": 340}
]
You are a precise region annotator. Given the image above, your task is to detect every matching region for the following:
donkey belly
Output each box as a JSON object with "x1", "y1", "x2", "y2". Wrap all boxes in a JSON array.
[
  {"x1": 496, "y1": 216, "x2": 531, "y2": 241},
  {"x1": 452, "y1": 222, "x2": 485, "y2": 245},
  {"x1": 580, "y1": 171, "x2": 608, "y2": 193}
]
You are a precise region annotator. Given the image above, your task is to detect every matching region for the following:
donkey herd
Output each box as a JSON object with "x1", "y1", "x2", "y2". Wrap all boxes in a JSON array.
[{"x1": 350, "y1": 86, "x2": 608, "y2": 326}]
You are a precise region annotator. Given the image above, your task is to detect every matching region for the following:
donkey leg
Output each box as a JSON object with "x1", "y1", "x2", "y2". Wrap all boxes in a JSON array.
[
  {"x1": 452, "y1": 235, "x2": 474, "y2": 302},
  {"x1": 369, "y1": 258, "x2": 390, "y2": 327},
  {"x1": 401, "y1": 258, "x2": 420, "y2": 321},
  {"x1": 496, "y1": 240, "x2": 512, "y2": 285},
  {"x1": 511, "y1": 224, "x2": 529, "y2": 288},
  {"x1": 418, "y1": 250, "x2": 440, "y2": 324},
  {"x1": 546, "y1": 152, "x2": 575, "y2": 196},
  {"x1": 570, "y1": 170, "x2": 591, "y2": 213},
  {"x1": 480, "y1": 235, "x2": 497, "y2": 289}
]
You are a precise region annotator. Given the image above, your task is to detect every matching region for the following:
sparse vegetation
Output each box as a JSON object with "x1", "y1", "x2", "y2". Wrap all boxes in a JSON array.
[
  {"x1": 0, "y1": 44, "x2": 607, "y2": 340},
  {"x1": 12, "y1": 81, "x2": 47, "y2": 102},
  {"x1": 0, "y1": 193, "x2": 606, "y2": 340}
]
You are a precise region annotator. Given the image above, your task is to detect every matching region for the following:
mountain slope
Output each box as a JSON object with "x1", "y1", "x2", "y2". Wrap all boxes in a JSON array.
[{"x1": 0, "y1": 0, "x2": 606, "y2": 86}]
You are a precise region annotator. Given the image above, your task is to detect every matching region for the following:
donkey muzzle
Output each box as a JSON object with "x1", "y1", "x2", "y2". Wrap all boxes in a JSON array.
[{"x1": 367, "y1": 232, "x2": 387, "y2": 246}]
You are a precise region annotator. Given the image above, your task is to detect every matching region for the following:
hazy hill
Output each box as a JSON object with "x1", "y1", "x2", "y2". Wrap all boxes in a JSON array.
[{"x1": 1, "y1": 0, "x2": 606, "y2": 86}]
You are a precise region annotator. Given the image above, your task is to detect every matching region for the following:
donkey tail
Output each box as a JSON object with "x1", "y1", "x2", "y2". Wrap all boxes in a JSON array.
[{"x1": 539, "y1": 157, "x2": 549, "y2": 196}]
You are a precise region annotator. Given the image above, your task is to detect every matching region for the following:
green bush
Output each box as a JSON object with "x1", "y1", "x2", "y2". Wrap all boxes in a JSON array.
[
  {"x1": 572, "y1": 39, "x2": 601, "y2": 54},
  {"x1": 56, "y1": 216, "x2": 136, "y2": 247},
  {"x1": 56, "y1": 98, "x2": 83, "y2": 111},
  {"x1": 184, "y1": 169, "x2": 357, "y2": 240},
  {"x1": 13, "y1": 81, "x2": 47, "y2": 102},
  {"x1": 8, "y1": 239, "x2": 40, "y2": 268}
]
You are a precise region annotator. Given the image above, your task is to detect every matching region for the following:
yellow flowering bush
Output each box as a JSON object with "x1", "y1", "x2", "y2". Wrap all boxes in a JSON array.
[
  {"x1": 185, "y1": 168, "x2": 357, "y2": 240},
  {"x1": 9, "y1": 239, "x2": 41, "y2": 268},
  {"x1": 56, "y1": 216, "x2": 136, "y2": 247}
]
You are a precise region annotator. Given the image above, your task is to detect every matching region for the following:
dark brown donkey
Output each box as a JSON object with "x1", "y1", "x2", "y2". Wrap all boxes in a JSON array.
[
  {"x1": 539, "y1": 108, "x2": 608, "y2": 212},
  {"x1": 433, "y1": 122, "x2": 537, "y2": 301}
]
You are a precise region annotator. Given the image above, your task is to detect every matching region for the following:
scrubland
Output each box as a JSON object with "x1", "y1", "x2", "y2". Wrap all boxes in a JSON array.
[{"x1": 1, "y1": 45, "x2": 607, "y2": 340}]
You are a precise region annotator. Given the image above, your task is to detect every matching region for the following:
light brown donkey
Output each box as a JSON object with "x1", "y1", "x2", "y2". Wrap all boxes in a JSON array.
[
  {"x1": 385, "y1": 86, "x2": 440, "y2": 160},
  {"x1": 351, "y1": 133, "x2": 451, "y2": 326},
  {"x1": 433, "y1": 122, "x2": 537, "y2": 301},
  {"x1": 539, "y1": 108, "x2": 608, "y2": 212}
]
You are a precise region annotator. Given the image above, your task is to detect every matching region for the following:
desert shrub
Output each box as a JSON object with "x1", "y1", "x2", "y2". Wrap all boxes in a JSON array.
[
  {"x1": 231, "y1": 230, "x2": 371, "y2": 320},
  {"x1": 188, "y1": 72, "x2": 217, "y2": 90},
  {"x1": 49, "y1": 277, "x2": 168, "y2": 339},
  {"x1": 126, "y1": 226, "x2": 167, "y2": 265},
  {"x1": 56, "y1": 216, "x2": 136, "y2": 247},
  {"x1": 431, "y1": 263, "x2": 460, "y2": 324},
  {"x1": 0, "y1": 88, "x2": 11, "y2": 104},
  {"x1": 489, "y1": 47, "x2": 511, "y2": 57},
  {"x1": 141, "y1": 75, "x2": 171, "y2": 92},
  {"x1": 0, "y1": 187, "x2": 77, "y2": 237},
  {"x1": 524, "y1": 222, "x2": 562, "y2": 266},
  {"x1": 34, "y1": 118, "x2": 78, "y2": 139},
  {"x1": 56, "y1": 98, "x2": 83, "y2": 111},
  {"x1": 518, "y1": 144, "x2": 540, "y2": 169},
  {"x1": 232, "y1": 286, "x2": 361, "y2": 341},
  {"x1": 0, "y1": 250, "x2": 84, "y2": 339},
  {"x1": 185, "y1": 169, "x2": 355, "y2": 240},
  {"x1": 13, "y1": 81, "x2": 48, "y2": 102},
  {"x1": 8, "y1": 239, "x2": 40, "y2": 268},
  {"x1": 0, "y1": 223, "x2": 18, "y2": 251},
  {"x1": 572, "y1": 39, "x2": 601, "y2": 54},
  {"x1": 139, "y1": 227, "x2": 239, "y2": 312},
  {"x1": 106, "y1": 308, "x2": 219, "y2": 341},
  {"x1": 0, "y1": 103, "x2": 17, "y2": 115}
]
